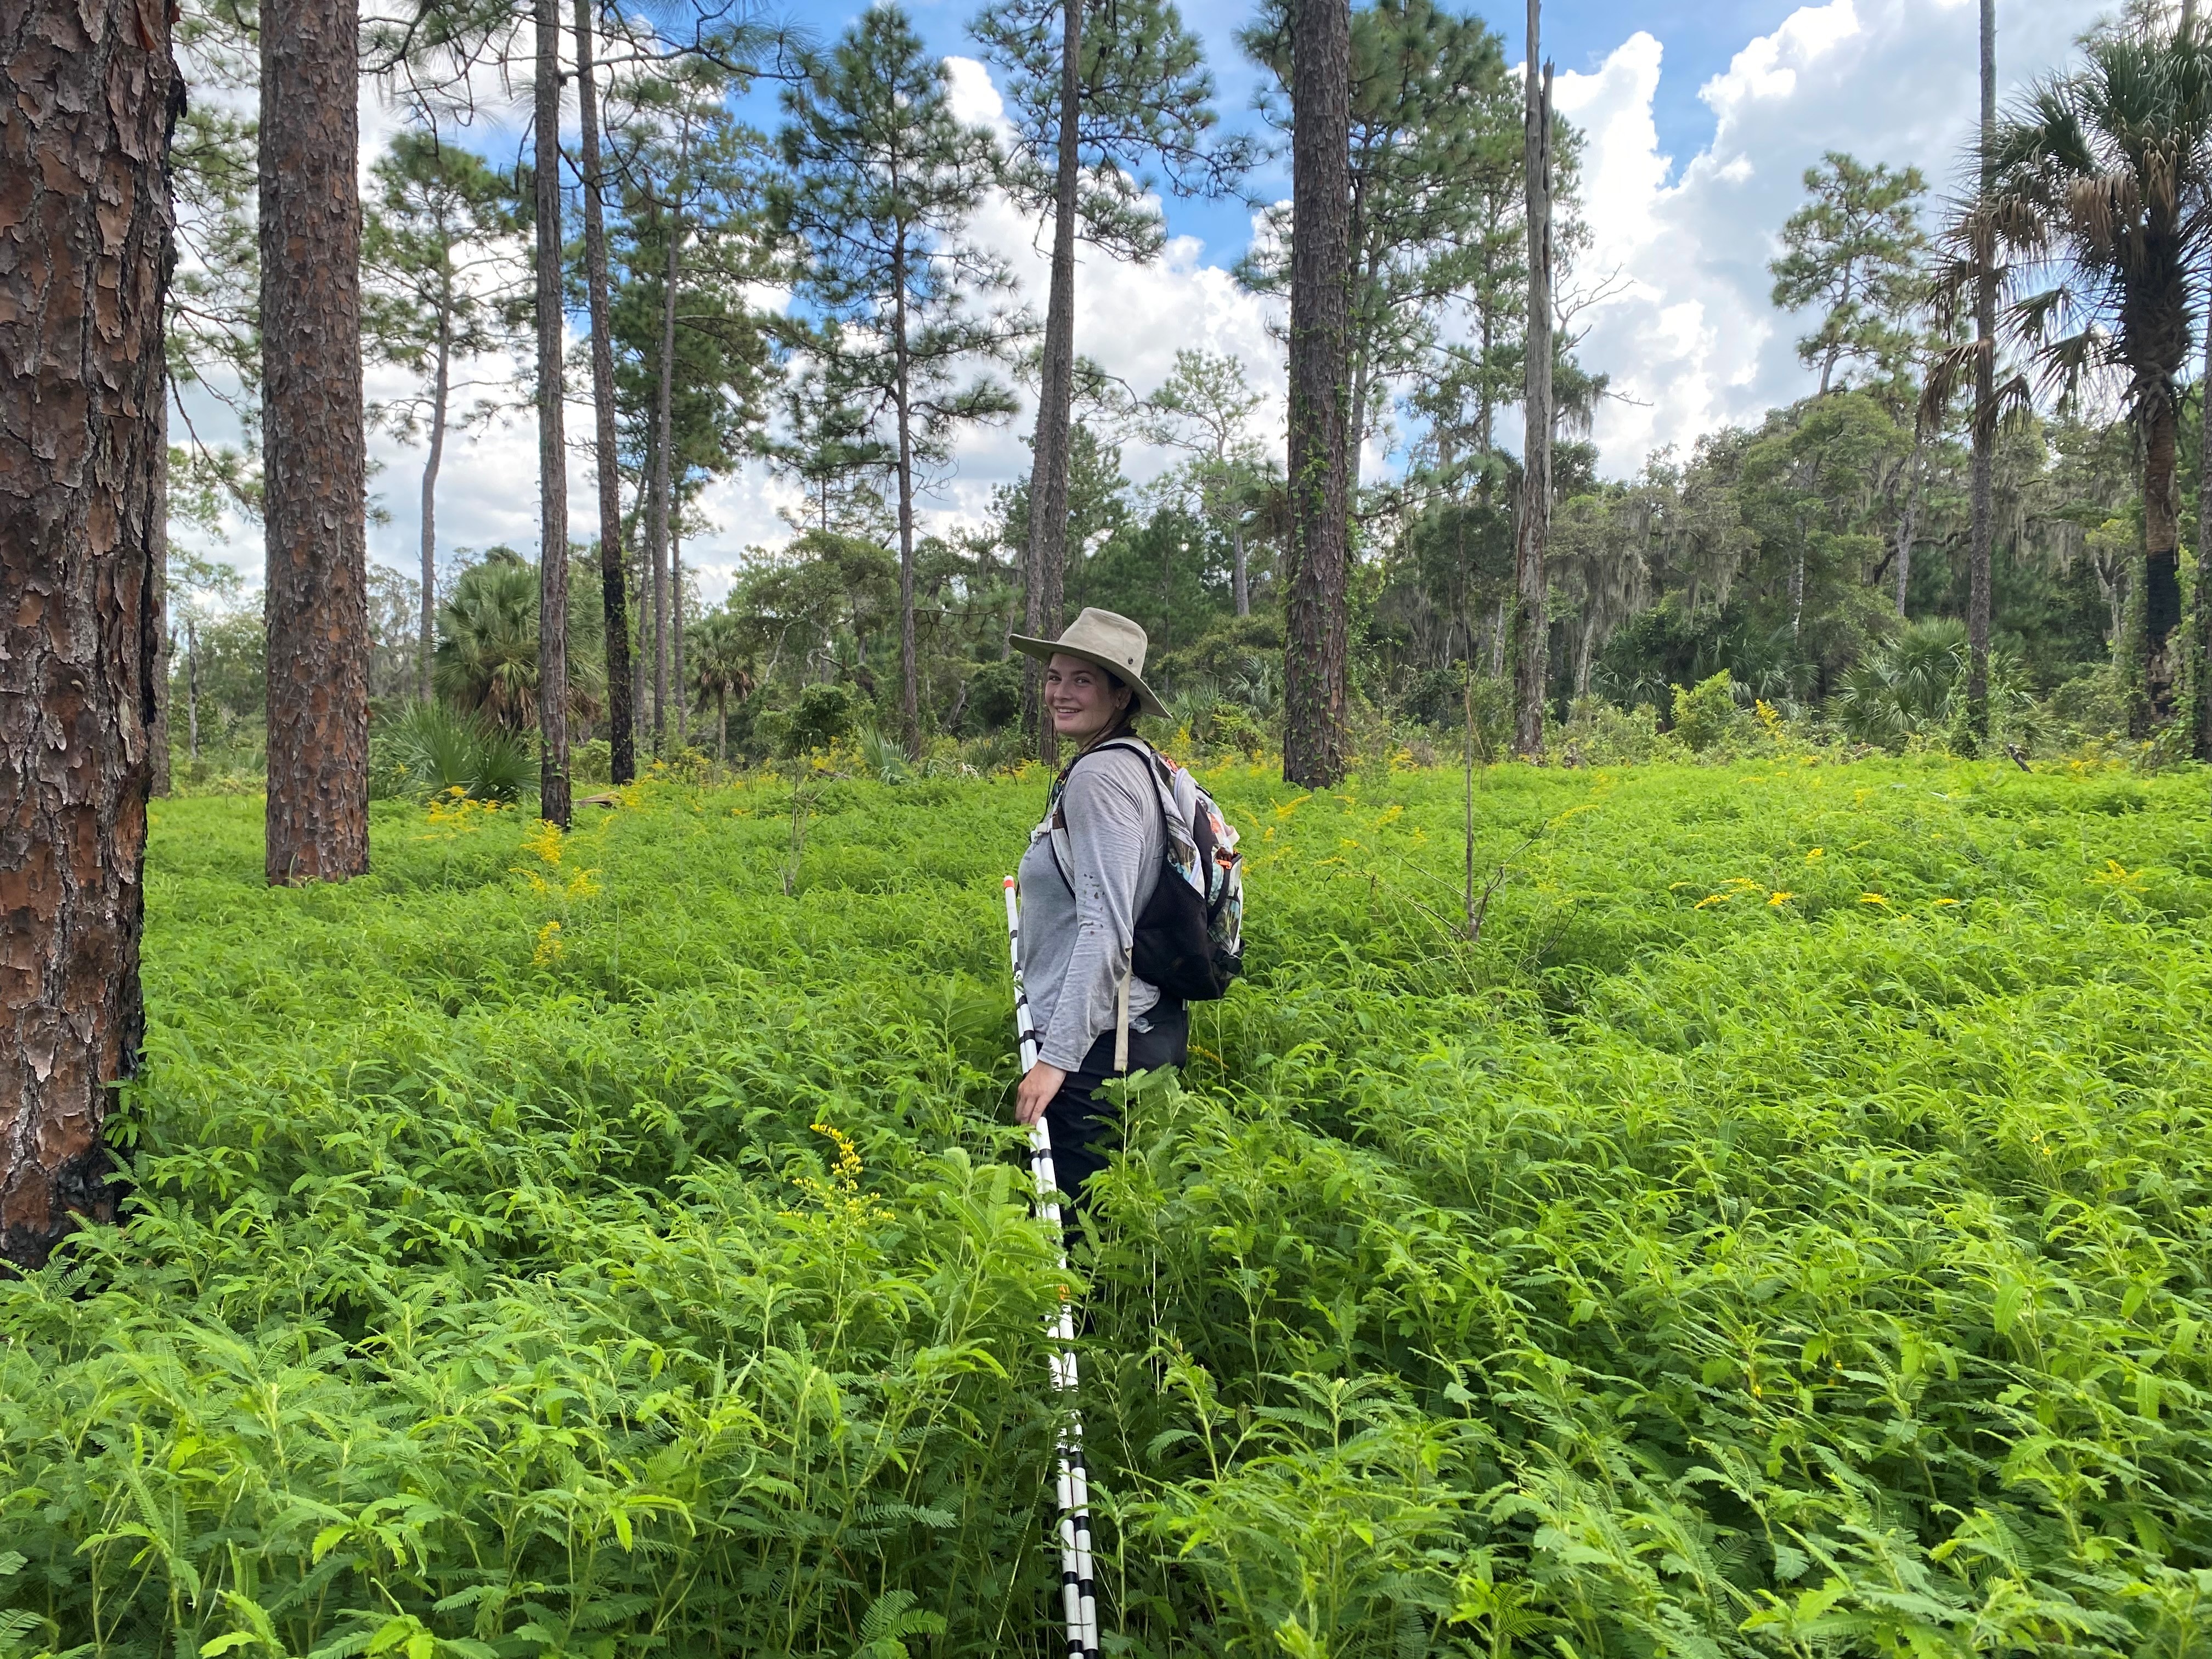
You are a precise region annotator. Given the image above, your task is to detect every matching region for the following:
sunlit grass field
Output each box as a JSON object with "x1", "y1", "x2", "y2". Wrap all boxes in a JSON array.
[{"x1": 3, "y1": 754, "x2": 2209, "y2": 1657}]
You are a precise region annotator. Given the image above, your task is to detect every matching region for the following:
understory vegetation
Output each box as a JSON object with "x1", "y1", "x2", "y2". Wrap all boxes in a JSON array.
[{"x1": 4, "y1": 756, "x2": 2210, "y2": 1657}]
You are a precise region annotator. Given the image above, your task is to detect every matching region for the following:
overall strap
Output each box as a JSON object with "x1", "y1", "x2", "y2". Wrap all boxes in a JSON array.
[{"x1": 1045, "y1": 736, "x2": 1166, "y2": 887}]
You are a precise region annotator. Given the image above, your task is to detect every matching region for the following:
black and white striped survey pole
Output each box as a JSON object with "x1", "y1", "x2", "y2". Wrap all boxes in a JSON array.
[{"x1": 1003, "y1": 876, "x2": 1102, "y2": 1659}]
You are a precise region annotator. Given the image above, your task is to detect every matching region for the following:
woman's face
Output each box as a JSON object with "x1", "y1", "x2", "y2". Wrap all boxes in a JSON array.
[{"x1": 1044, "y1": 653, "x2": 1133, "y2": 747}]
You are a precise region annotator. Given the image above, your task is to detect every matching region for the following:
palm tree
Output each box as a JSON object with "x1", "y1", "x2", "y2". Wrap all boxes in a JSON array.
[
  {"x1": 434, "y1": 552, "x2": 606, "y2": 732},
  {"x1": 435, "y1": 556, "x2": 539, "y2": 730},
  {"x1": 1933, "y1": 28, "x2": 2212, "y2": 726},
  {"x1": 687, "y1": 611, "x2": 755, "y2": 765}
]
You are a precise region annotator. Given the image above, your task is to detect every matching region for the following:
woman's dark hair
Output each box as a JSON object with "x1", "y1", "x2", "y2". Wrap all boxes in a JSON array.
[{"x1": 1102, "y1": 669, "x2": 1142, "y2": 740}]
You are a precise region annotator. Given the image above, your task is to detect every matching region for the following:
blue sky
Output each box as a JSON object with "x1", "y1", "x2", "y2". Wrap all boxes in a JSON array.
[{"x1": 756, "y1": 0, "x2": 1979, "y2": 269}]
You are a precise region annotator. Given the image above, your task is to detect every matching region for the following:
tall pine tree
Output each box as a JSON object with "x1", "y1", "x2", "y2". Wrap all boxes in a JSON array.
[
  {"x1": 531, "y1": 0, "x2": 571, "y2": 827},
  {"x1": 1, "y1": 0, "x2": 176, "y2": 1265},
  {"x1": 1768, "y1": 153, "x2": 1929, "y2": 397},
  {"x1": 362, "y1": 127, "x2": 522, "y2": 703},
  {"x1": 775, "y1": 6, "x2": 1029, "y2": 754},
  {"x1": 1243, "y1": 0, "x2": 1520, "y2": 480},
  {"x1": 1283, "y1": 0, "x2": 1353, "y2": 787},
  {"x1": 973, "y1": 0, "x2": 1245, "y2": 758},
  {"x1": 262, "y1": 0, "x2": 369, "y2": 878}
]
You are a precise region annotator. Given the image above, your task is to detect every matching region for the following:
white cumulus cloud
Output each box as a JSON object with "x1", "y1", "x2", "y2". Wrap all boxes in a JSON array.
[
  {"x1": 383, "y1": 1, "x2": 2112, "y2": 594},
  {"x1": 1556, "y1": 0, "x2": 2096, "y2": 476}
]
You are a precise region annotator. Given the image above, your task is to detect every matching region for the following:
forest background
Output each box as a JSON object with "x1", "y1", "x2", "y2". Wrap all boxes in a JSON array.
[{"x1": 158, "y1": 0, "x2": 2211, "y2": 797}]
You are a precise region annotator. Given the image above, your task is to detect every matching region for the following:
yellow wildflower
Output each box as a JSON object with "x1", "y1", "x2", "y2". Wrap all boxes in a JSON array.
[
  {"x1": 1768, "y1": 890, "x2": 1795, "y2": 906},
  {"x1": 533, "y1": 919, "x2": 563, "y2": 964},
  {"x1": 2088, "y1": 859, "x2": 2146, "y2": 893},
  {"x1": 519, "y1": 820, "x2": 564, "y2": 866},
  {"x1": 1695, "y1": 893, "x2": 1729, "y2": 909},
  {"x1": 1860, "y1": 893, "x2": 1887, "y2": 906},
  {"x1": 1805, "y1": 848, "x2": 1824, "y2": 860}
]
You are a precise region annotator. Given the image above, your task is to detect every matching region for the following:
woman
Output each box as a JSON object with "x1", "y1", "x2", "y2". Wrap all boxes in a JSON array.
[{"x1": 1008, "y1": 608, "x2": 1186, "y2": 1220}]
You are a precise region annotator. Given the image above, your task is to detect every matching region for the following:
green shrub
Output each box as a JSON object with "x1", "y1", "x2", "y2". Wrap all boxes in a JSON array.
[
  {"x1": 1554, "y1": 696, "x2": 1680, "y2": 764},
  {"x1": 1669, "y1": 668, "x2": 1739, "y2": 751},
  {"x1": 855, "y1": 723, "x2": 912, "y2": 783},
  {"x1": 961, "y1": 658, "x2": 1024, "y2": 734},
  {"x1": 786, "y1": 681, "x2": 861, "y2": 755},
  {"x1": 571, "y1": 736, "x2": 613, "y2": 785},
  {"x1": 371, "y1": 698, "x2": 534, "y2": 802}
]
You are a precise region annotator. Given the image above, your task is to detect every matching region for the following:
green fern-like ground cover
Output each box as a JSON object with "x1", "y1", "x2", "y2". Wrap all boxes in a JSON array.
[{"x1": 3, "y1": 756, "x2": 2210, "y2": 1657}]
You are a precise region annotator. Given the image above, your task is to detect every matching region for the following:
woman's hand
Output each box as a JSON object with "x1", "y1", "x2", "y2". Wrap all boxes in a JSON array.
[{"x1": 1014, "y1": 1061, "x2": 1067, "y2": 1127}]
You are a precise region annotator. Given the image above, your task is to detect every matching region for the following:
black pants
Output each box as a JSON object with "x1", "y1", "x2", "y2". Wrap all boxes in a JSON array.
[{"x1": 1042, "y1": 1000, "x2": 1188, "y2": 1226}]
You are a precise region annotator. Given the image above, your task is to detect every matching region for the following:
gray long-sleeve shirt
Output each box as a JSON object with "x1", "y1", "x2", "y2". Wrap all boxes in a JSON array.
[{"x1": 1017, "y1": 742, "x2": 1164, "y2": 1071}]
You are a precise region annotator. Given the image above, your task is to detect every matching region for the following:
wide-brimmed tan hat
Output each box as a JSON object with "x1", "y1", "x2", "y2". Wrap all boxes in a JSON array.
[{"x1": 1008, "y1": 607, "x2": 1168, "y2": 718}]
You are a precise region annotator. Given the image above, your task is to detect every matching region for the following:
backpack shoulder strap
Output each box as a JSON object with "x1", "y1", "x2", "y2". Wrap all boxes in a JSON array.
[{"x1": 1046, "y1": 736, "x2": 1171, "y2": 887}]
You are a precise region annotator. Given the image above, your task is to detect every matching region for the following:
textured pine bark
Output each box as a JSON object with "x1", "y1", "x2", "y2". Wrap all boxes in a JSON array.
[
  {"x1": 419, "y1": 307, "x2": 448, "y2": 703},
  {"x1": 894, "y1": 239, "x2": 920, "y2": 757},
  {"x1": 1511, "y1": 4, "x2": 1551, "y2": 761},
  {"x1": 672, "y1": 526, "x2": 686, "y2": 747},
  {"x1": 262, "y1": 0, "x2": 368, "y2": 883},
  {"x1": 1282, "y1": 0, "x2": 1351, "y2": 789},
  {"x1": 0, "y1": 0, "x2": 176, "y2": 1266},
  {"x1": 575, "y1": 0, "x2": 635, "y2": 783},
  {"x1": 1020, "y1": 0, "x2": 1082, "y2": 767},
  {"x1": 150, "y1": 409, "x2": 172, "y2": 792},
  {"x1": 533, "y1": 0, "x2": 571, "y2": 828}
]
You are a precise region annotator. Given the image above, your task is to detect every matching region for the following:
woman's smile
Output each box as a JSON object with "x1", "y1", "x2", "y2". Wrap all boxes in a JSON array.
[{"x1": 1043, "y1": 653, "x2": 1131, "y2": 747}]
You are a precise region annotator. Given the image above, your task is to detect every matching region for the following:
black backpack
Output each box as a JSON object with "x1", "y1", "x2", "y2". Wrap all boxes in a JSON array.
[{"x1": 1045, "y1": 738, "x2": 1244, "y2": 1002}]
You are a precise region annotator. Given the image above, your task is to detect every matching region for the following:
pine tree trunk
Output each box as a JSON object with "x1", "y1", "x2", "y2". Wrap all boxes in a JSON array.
[
  {"x1": 894, "y1": 232, "x2": 921, "y2": 757},
  {"x1": 1966, "y1": 0, "x2": 1995, "y2": 741},
  {"x1": 647, "y1": 219, "x2": 680, "y2": 758},
  {"x1": 575, "y1": 0, "x2": 635, "y2": 784},
  {"x1": 631, "y1": 529, "x2": 649, "y2": 751},
  {"x1": 1021, "y1": 0, "x2": 1083, "y2": 766},
  {"x1": 533, "y1": 0, "x2": 571, "y2": 830},
  {"x1": 187, "y1": 621, "x2": 201, "y2": 762},
  {"x1": 673, "y1": 523, "x2": 687, "y2": 748},
  {"x1": 1512, "y1": 9, "x2": 1553, "y2": 760},
  {"x1": 0, "y1": 0, "x2": 174, "y2": 1266},
  {"x1": 420, "y1": 303, "x2": 449, "y2": 703},
  {"x1": 1791, "y1": 530, "x2": 1807, "y2": 638},
  {"x1": 1233, "y1": 523, "x2": 1249, "y2": 617},
  {"x1": 262, "y1": 0, "x2": 369, "y2": 882},
  {"x1": 150, "y1": 405, "x2": 172, "y2": 795},
  {"x1": 1477, "y1": 244, "x2": 1496, "y2": 499},
  {"x1": 1282, "y1": 0, "x2": 1352, "y2": 789},
  {"x1": 1347, "y1": 233, "x2": 1375, "y2": 489}
]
